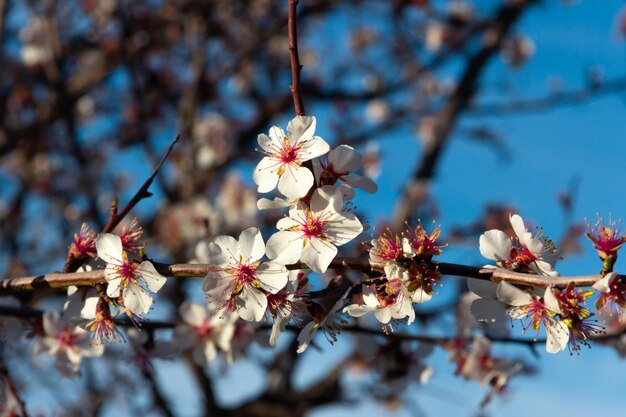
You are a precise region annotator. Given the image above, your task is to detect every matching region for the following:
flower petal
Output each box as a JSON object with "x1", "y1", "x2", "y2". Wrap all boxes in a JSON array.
[
  {"x1": 300, "y1": 237, "x2": 338, "y2": 273},
  {"x1": 96, "y1": 233, "x2": 123, "y2": 265},
  {"x1": 138, "y1": 261, "x2": 167, "y2": 293},
  {"x1": 496, "y1": 281, "x2": 532, "y2": 306},
  {"x1": 256, "y1": 262, "x2": 289, "y2": 294},
  {"x1": 266, "y1": 231, "x2": 303, "y2": 265},
  {"x1": 479, "y1": 230, "x2": 512, "y2": 261},
  {"x1": 253, "y1": 157, "x2": 281, "y2": 193},
  {"x1": 277, "y1": 165, "x2": 314, "y2": 199},
  {"x1": 237, "y1": 287, "x2": 267, "y2": 322},
  {"x1": 238, "y1": 227, "x2": 265, "y2": 261}
]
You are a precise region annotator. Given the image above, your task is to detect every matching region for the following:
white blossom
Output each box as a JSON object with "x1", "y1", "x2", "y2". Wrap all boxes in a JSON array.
[
  {"x1": 265, "y1": 185, "x2": 363, "y2": 273},
  {"x1": 253, "y1": 116, "x2": 330, "y2": 199},
  {"x1": 203, "y1": 227, "x2": 289, "y2": 322}
]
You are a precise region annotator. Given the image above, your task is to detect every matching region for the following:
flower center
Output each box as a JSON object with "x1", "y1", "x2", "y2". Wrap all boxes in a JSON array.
[
  {"x1": 233, "y1": 260, "x2": 258, "y2": 287},
  {"x1": 57, "y1": 328, "x2": 78, "y2": 348},
  {"x1": 300, "y1": 211, "x2": 328, "y2": 239},
  {"x1": 118, "y1": 261, "x2": 139, "y2": 286},
  {"x1": 196, "y1": 320, "x2": 214, "y2": 338},
  {"x1": 278, "y1": 139, "x2": 300, "y2": 165}
]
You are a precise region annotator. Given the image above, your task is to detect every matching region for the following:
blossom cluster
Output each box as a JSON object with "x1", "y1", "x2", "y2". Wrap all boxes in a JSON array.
[
  {"x1": 343, "y1": 222, "x2": 444, "y2": 331},
  {"x1": 202, "y1": 115, "x2": 375, "y2": 352}
]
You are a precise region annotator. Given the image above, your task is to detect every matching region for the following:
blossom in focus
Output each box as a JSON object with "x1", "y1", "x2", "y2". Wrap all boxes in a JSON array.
[
  {"x1": 479, "y1": 214, "x2": 559, "y2": 276},
  {"x1": 405, "y1": 221, "x2": 444, "y2": 257},
  {"x1": 496, "y1": 281, "x2": 569, "y2": 353},
  {"x1": 253, "y1": 115, "x2": 330, "y2": 199},
  {"x1": 594, "y1": 272, "x2": 626, "y2": 320},
  {"x1": 33, "y1": 311, "x2": 104, "y2": 377},
  {"x1": 73, "y1": 223, "x2": 97, "y2": 257},
  {"x1": 173, "y1": 302, "x2": 237, "y2": 365},
  {"x1": 117, "y1": 218, "x2": 144, "y2": 253},
  {"x1": 97, "y1": 233, "x2": 167, "y2": 318},
  {"x1": 553, "y1": 283, "x2": 601, "y2": 352},
  {"x1": 313, "y1": 144, "x2": 378, "y2": 200},
  {"x1": 266, "y1": 185, "x2": 363, "y2": 273},
  {"x1": 369, "y1": 228, "x2": 411, "y2": 266},
  {"x1": 203, "y1": 227, "x2": 289, "y2": 322},
  {"x1": 586, "y1": 215, "x2": 626, "y2": 267},
  {"x1": 343, "y1": 265, "x2": 416, "y2": 329}
]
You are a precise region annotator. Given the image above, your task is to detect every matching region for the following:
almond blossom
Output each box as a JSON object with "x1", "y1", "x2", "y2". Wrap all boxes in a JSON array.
[
  {"x1": 96, "y1": 233, "x2": 167, "y2": 318},
  {"x1": 586, "y1": 215, "x2": 626, "y2": 270},
  {"x1": 202, "y1": 227, "x2": 289, "y2": 322},
  {"x1": 268, "y1": 270, "x2": 310, "y2": 346},
  {"x1": 173, "y1": 302, "x2": 237, "y2": 365},
  {"x1": 312, "y1": 144, "x2": 377, "y2": 200},
  {"x1": 496, "y1": 281, "x2": 569, "y2": 353},
  {"x1": 253, "y1": 115, "x2": 330, "y2": 199},
  {"x1": 479, "y1": 214, "x2": 559, "y2": 276},
  {"x1": 593, "y1": 272, "x2": 626, "y2": 319},
  {"x1": 33, "y1": 311, "x2": 104, "y2": 377},
  {"x1": 265, "y1": 185, "x2": 363, "y2": 273}
]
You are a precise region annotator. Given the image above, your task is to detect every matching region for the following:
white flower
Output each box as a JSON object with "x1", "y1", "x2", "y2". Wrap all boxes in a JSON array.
[
  {"x1": 33, "y1": 311, "x2": 104, "y2": 377},
  {"x1": 313, "y1": 144, "x2": 378, "y2": 200},
  {"x1": 479, "y1": 214, "x2": 559, "y2": 276},
  {"x1": 173, "y1": 302, "x2": 237, "y2": 365},
  {"x1": 496, "y1": 281, "x2": 569, "y2": 354},
  {"x1": 343, "y1": 273, "x2": 415, "y2": 327},
  {"x1": 268, "y1": 270, "x2": 309, "y2": 346},
  {"x1": 202, "y1": 227, "x2": 289, "y2": 322},
  {"x1": 253, "y1": 116, "x2": 330, "y2": 199},
  {"x1": 96, "y1": 233, "x2": 167, "y2": 317},
  {"x1": 265, "y1": 185, "x2": 363, "y2": 273}
]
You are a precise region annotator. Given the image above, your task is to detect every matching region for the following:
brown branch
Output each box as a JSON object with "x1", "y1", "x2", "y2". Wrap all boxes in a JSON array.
[
  {"x1": 0, "y1": 257, "x2": 603, "y2": 295},
  {"x1": 288, "y1": 0, "x2": 306, "y2": 116}
]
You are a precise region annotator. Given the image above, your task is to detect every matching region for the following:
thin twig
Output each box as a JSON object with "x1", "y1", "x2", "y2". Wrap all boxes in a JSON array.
[
  {"x1": 0, "y1": 360, "x2": 30, "y2": 417},
  {"x1": 62, "y1": 135, "x2": 180, "y2": 273},
  {"x1": 288, "y1": 0, "x2": 306, "y2": 116}
]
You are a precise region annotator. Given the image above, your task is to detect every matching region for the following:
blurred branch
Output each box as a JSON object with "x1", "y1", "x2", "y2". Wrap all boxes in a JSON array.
[
  {"x1": 391, "y1": 0, "x2": 537, "y2": 230},
  {"x1": 0, "y1": 359, "x2": 29, "y2": 417},
  {"x1": 467, "y1": 75, "x2": 626, "y2": 117}
]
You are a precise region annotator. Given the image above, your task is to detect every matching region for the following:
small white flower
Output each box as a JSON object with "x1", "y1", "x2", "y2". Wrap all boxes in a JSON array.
[
  {"x1": 479, "y1": 214, "x2": 559, "y2": 276},
  {"x1": 265, "y1": 185, "x2": 363, "y2": 273},
  {"x1": 96, "y1": 233, "x2": 167, "y2": 317},
  {"x1": 33, "y1": 311, "x2": 104, "y2": 377},
  {"x1": 253, "y1": 116, "x2": 330, "y2": 199},
  {"x1": 313, "y1": 144, "x2": 378, "y2": 200},
  {"x1": 174, "y1": 302, "x2": 237, "y2": 365},
  {"x1": 202, "y1": 227, "x2": 289, "y2": 322},
  {"x1": 496, "y1": 281, "x2": 569, "y2": 354}
]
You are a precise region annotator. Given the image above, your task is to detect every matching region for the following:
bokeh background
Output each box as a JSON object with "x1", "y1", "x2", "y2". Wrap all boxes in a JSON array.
[{"x1": 2, "y1": 0, "x2": 626, "y2": 416}]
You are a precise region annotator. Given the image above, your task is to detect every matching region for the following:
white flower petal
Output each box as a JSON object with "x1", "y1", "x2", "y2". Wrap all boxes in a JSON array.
[
  {"x1": 593, "y1": 272, "x2": 616, "y2": 293},
  {"x1": 277, "y1": 165, "x2": 314, "y2": 199},
  {"x1": 543, "y1": 287, "x2": 562, "y2": 314},
  {"x1": 496, "y1": 281, "x2": 532, "y2": 307},
  {"x1": 479, "y1": 230, "x2": 512, "y2": 261},
  {"x1": 545, "y1": 318, "x2": 569, "y2": 354},
  {"x1": 296, "y1": 321, "x2": 317, "y2": 354},
  {"x1": 237, "y1": 287, "x2": 267, "y2": 322},
  {"x1": 256, "y1": 262, "x2": 289, "y2": 294},
  {"x1": 138, "y1": 261, "x2": 167, "y2": 293},
  {"x1": 253, "y1": 157, "x2": 281, "y2": 193},
  {"x1": 287, "y1": 116, "x2": 316, "y2": 145},
  {"x1": 328, "y1": 145, "x2": 362, "y2": 172},
  {"x1": 301, "y1": 238, "x2": 338, "y2": 273},
  {"x1": 96, "y1": 233, "x2": 123, "y2": 265},
  {"x1": 123, "y1": 284, "x2": 153, "y2": 315},
  {"x1": 509, "y1": 214, "x2": 528, "y2": 240},
  {"x1": 266, "y1": 231, "x2": 303, "y2": 265},
  {"x1": 238, "y1": 227, "x2": 265, "y2": 261}
]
